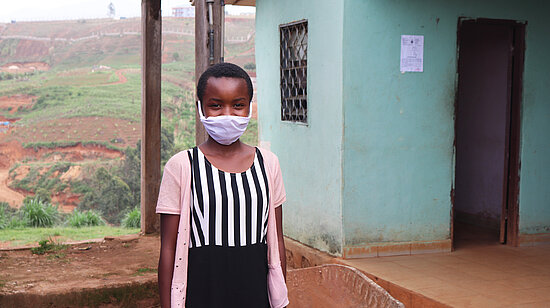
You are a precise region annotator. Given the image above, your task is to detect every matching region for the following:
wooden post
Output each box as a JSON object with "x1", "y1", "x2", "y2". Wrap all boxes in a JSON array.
[
  {"x1": 195, "y1": 0, "x2": 223, "y2": 145},
  {"x1": 141, "y1": 0, "x2": 162, "y2": 234}
]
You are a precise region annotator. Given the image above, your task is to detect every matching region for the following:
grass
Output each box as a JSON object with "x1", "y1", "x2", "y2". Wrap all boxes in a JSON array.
[
  {"x1": 121, "y1": 207, "x2": 140, "y2": 228},
  {"x1": 20, "y1": 198, "x2": 59, "y2": 227},
  {"x1": 134, "y1": 267, "x2": 157, "y2": 276},
  {"x1": 0, "y1": 226, "x2": 139, "y2": 247},
  {"x1": 22, "y1": 140, "x2": 124, "y2": 152},
  {"x1": 67, "y1": 209, "x2": 105, "y2": 228}
]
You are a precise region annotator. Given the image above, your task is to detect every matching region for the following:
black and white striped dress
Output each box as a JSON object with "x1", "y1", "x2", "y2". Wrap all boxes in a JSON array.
[{"x1": 185, "y1": 146, "x2": 270, "y2": 308}]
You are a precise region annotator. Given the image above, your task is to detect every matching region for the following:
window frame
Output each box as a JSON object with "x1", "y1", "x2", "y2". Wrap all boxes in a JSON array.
[{"x1": 279, "y1": 19, "x2": 308, "y2": 124}]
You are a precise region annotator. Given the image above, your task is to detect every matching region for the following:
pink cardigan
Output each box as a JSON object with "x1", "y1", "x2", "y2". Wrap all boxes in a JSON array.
[{"x1": 156, "y1": 147, "x2": 289, "y2": 308}]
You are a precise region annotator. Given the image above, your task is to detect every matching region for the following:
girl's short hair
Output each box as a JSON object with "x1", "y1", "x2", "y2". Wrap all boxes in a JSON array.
[{"x1": 197, "y1": 62, "x2": 254, "y2": 103}]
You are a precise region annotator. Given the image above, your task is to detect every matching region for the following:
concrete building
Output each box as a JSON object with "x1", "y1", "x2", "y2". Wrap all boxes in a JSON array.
[
  {"x1": 172, "y1": 7, "x2": 195, "y2": 18},
  {"x1": 254, "y1": 0, "x2": 550, "y2": 258}
]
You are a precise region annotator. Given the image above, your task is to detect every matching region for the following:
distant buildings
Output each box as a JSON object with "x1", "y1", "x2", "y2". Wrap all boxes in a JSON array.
[{"x1": 172, "y1": 7, "x2": 195, "y2": 18}]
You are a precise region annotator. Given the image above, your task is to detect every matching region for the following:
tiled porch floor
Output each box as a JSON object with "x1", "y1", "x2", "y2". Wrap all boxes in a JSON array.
[{"x1": 341, "y1": 223, "x2": 550, "y2": 307}]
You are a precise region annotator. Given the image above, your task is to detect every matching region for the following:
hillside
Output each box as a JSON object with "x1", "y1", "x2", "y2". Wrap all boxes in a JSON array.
[{"x1": 0, "y1": 16, "x2": 256, "y2": 218}]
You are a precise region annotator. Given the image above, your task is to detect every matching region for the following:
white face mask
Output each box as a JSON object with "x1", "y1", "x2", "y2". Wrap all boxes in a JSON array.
[{"x1": 198, "y1": 101, "x2": 251, "y2": 145}]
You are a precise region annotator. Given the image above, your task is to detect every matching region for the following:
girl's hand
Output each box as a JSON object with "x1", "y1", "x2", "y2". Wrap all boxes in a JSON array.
[{"x1": 275, "y1": 205, "x2": 287, "y2": 281}]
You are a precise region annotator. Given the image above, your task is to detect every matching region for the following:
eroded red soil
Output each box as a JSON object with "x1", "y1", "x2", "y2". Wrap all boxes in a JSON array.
[
  {"x1": 0, "y1": 106, "x2": 136, "y2": 210},
  {"x1": 0, "y1": 95, "x2": 36, "y2": 114}
]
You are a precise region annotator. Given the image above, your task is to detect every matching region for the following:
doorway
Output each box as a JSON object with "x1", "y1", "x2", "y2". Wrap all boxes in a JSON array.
[{"x1": 454, "y1": 18, "x2": 525, "y2": 247}]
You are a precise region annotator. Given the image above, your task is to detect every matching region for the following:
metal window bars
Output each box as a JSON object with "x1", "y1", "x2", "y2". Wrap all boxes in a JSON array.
[{"x1": 280, "y1": 20, "x2": 308, "y2": 123}]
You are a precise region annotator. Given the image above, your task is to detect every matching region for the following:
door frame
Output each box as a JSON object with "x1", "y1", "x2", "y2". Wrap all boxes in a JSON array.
[{"x1": 452, "y1": 17, "x2": 525, "y2": 247}]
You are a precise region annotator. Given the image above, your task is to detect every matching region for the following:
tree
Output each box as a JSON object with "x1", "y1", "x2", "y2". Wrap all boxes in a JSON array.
[
  {"x1": 78, "y1": 167, "x2": 132, "y2": 224},
  {"x1": 108, "y1": 2, "x2": 115, "y2": 18},
  {"x1": 119, "y1": 142, "x2": 141, "y2": 208},
  {"x1": 244, "y1": 63, "x2": 256, "y2": 70},
  {"x1": 161, "y1": 126, "x2": 175, "y2": 164}
]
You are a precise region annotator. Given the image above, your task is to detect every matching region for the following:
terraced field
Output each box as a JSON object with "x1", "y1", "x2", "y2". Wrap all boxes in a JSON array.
[{"x1": 0, "y1": 16, "x2": 257, "y2": 212}]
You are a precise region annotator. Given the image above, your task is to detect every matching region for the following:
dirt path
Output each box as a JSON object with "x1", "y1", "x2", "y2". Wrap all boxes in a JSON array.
[
  {"x1": 0, "y1": 169, "x2": 24, "y2": 207},
  {"x1": 108, "y1": 69, "x2": 128, "y2": 85}
]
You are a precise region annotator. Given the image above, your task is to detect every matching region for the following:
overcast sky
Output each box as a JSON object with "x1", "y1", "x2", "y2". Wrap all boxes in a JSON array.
[{"x1": 0, "y1": 0, "x2": 255, "y2": 23}]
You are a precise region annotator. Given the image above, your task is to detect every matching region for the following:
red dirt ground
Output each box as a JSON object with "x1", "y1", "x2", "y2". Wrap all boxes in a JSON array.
[
  {"x1": 0, "y1": 234, "x2": 158, "y2": 298},
  {"x1": 0, "y1": 236, "x2": 394, "y2": 308},
  {"x1": 0, "y1": 95, "x2": 36, "y2": 114},
  {"x1": 10, "y1": 116, "x2": 140, "y2": 150}
]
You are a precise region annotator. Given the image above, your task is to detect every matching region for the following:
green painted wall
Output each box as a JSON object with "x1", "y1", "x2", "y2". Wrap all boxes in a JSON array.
[
  {"x1": 517, "y1": 5, "x2": 550, "y2": 235},
  {"x1": 342, "y1": 0, "x2": 550, "y2": 247},
  {"x1": 255, "y1": 0, "x2": 550, "y2": 255},
  {"x1": 255, "y1": 0, "x2": 344, "y2": 254},
  {"x1": 342, "y1": 0, "x2": 454, "y2": 246}
]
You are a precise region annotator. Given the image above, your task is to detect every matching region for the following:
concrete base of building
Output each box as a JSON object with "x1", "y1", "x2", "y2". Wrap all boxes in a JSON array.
[
  {"x1": 343, "y1": 240, "x2": 452, "y2": 259},
  {"x1": 519, "y1": 232, "x2": 550, "y2": 246}
]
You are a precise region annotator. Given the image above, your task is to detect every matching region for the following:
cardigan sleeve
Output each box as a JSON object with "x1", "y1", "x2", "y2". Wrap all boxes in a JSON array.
[
  {"x1": 156, "y1": 151, "x2": 188, "y2": 215},
  {"x1": 260, "y1": 148, "x2": 286, "y2": 208}
]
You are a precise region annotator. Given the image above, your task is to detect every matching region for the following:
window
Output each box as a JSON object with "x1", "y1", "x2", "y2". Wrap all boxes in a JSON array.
[{"x1": 280, "y1": 20, "x2": 308, "y2": 123}]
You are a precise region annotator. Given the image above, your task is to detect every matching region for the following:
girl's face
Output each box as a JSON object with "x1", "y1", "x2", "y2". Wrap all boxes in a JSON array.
[{"x1": 202, "y1": 77, "x2": 251, "y2": 118}]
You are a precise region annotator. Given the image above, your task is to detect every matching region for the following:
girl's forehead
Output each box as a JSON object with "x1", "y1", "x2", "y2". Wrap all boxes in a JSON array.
[{"x1": 205, "y1": 77, "x2": 248, "y2": 94}]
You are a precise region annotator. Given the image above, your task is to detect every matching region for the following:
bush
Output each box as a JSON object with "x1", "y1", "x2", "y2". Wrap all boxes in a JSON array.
[
  {"x1": 84, "y1": 210, "x2": 105, "y2": 226},
  {"x1": 31, "y1": 239, "x2": 66, "y2": 255},
  {"x1": 8, "y1": 216, "x2": 27, "y2": 229},
  {"x1": 0, "y1": 202, "x2": 10, "y2": 229},
  {"x1": 78, "y1": 167, "x2": 133, "y2": 224},
  {"x1": 35, "y1": 188, "x2": 52, "y2": 203},
  {"x1": 1, "y1": 200, "x2": 25, "y2": 230},
  {"x1": 244, "y1": 63, "x2": 256, "y2": 70},
  {"x1": 21, "y1": 198, "x2": 59, "y2": 227},
  {"x1": 67, "y1": 209, "x2": 105, "y2": 228},
  {"x1": 121, "y1": 207, "x2": 140, "y2": 228}
]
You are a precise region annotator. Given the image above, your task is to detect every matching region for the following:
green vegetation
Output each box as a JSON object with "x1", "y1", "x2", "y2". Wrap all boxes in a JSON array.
[
  {"x1": 22, "y1": 140, "x2": 123, "y2": 152},
  {"x1": 0, "y1": 198, "x2": 137, "y2": 247},
  {"x1": 11, "y1": 161, "x2": 72, "y2": 196},
  {"x1": 20, "y1": 198, "x2": 60, "y2": 227},
  {"x1": 77, "y1": 167, "x2": 133, "y2": 225},
  {"x1": 244, "y1": 62, "x2": 256, "y2": 70},
  {"x1": 0, "y1": 226, "x2": 139, "y2": 247},
  {"x1": 134, "y1": 267, "x2": 157, "y2": 276},
  {"x1": 0, "y1": 202, "x2": 16, "y2": 230},
  {"x1": 172, "y1": 52, "x2": 180, "y2": 62},
  {"x1": 121, "y1": 207, "x2": 140, "y2": 228},
  {"x1": 67, "y1": 209, "x2": 105, "y2": 228},
  {"x1": 31, "y1": 238, "x2": 67, "y2": 255}
]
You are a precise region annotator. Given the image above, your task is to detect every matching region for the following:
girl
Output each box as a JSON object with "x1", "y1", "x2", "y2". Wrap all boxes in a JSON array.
[{"x1": 156, "y1": 63, "x2": 288, "y2": 308}]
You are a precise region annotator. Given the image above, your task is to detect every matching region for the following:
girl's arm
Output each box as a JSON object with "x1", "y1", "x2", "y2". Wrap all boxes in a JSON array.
[
  {"x1": 158, "y1": 213, "x2": 180, "y2": 308},
  {"x1": 275, "y1": 206, "x2": 287, "y2": 280}
]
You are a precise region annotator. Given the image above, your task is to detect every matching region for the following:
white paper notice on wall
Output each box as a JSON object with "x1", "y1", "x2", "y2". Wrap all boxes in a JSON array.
[{"x1": 400, "y1": 35, "x2": 424, "y2": 72}]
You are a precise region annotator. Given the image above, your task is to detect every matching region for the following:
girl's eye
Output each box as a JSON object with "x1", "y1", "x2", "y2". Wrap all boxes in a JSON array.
[
  {"x1": 234, "y1": 103, "x2": 245, "y2": 108},
  {"x1": 208, "y1": 103, "x2": 221, "y2": 108}
]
